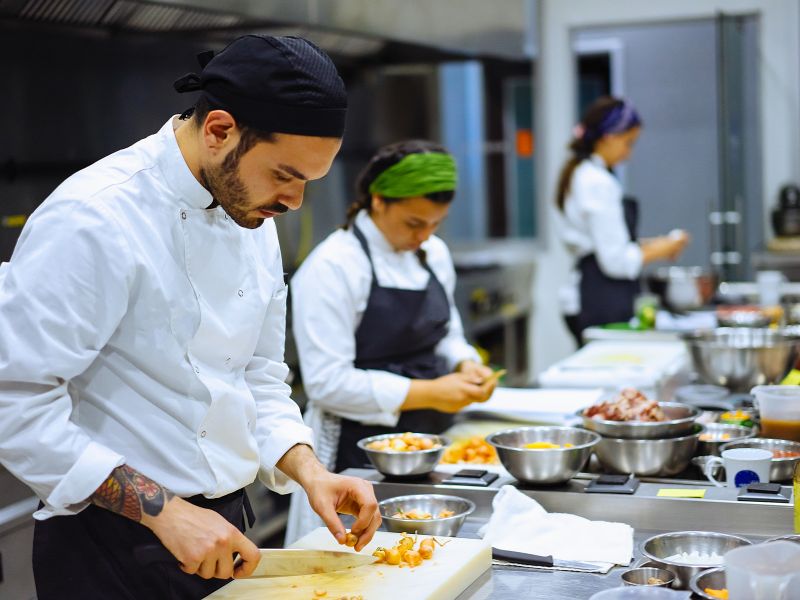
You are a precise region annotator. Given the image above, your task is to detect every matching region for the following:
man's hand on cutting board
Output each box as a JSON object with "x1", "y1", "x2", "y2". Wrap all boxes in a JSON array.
[{"x1": 278, "y1": 443, "x2": 381, "y2": 551}]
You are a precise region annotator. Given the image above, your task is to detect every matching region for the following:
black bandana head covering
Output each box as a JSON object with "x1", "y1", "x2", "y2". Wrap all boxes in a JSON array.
[{"x1": 174, "y1": 35, "x2": 347, "y2": 137}]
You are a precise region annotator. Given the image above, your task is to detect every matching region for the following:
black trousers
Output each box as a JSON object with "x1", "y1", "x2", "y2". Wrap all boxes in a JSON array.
[{"x1": 33, "y1": 489, "x2": 251, "y2": 600}]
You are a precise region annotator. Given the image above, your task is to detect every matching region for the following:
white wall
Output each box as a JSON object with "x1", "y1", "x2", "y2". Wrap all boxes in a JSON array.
[{"x1": 531, "y1": 0, "x2": 800, "y2": 375}]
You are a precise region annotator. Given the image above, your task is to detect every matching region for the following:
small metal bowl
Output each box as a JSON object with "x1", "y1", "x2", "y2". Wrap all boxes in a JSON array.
[
  {"x1": 486, "y1": 426, "x2": 600, "y2": 484},
  {"x1": 378, "y1": 494, "x2": 474, "y2": 536},
  {"x1": 641, "y1": 531, "x2": 751, "y2": 589},
  {"x1": 696, "y1": 423, "x2": 756, "y2": 456},
  {"x1": 719, "y1": 438, "x2": 800, "y2": 482},
  {"x1": 357, "y1": 433, "x2": 448, "y2": 477},
  {"x1": 621, "y1": 567, "x2": 676, "y2": 587},
  {"x1": 689, "y1": 567, "x2": 726, "y2": 600},
  {"x1": 578, "y1": 402, "x2": 700, "y2": 439},
  {"x1": 594, "y1": 425, "x2": 704, "y2": 477}
]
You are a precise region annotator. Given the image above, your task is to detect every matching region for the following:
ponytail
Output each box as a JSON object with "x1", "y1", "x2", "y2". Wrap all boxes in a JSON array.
[{"x1": 555, "y1": 96, "x2": 642, "y2": 211}]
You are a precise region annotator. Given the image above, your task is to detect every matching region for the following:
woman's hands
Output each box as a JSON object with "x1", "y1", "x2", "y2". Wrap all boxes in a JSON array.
[
  {"x1": 641, "y1": 229, "x2": 690, "y2": 264},
  {"x1": 403, "y1": 360, "x2": 498, "y2": 413}
]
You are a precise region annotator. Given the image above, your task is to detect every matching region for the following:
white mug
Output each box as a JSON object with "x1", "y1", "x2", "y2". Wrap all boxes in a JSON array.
[{"x1": 704, "y1": 448, "x2": 772, "y2": 488}]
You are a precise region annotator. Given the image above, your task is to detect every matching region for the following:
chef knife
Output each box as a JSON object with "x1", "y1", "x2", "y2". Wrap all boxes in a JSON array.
[
  {"x1": 249, "y1": 548, "x2": 378, "y2": 577},
  {"x1": 134, "y1": 544, "x2": 377, "y2": 577},
  {"x1": 491, "y1": 548, "x2": 606, "y2": 573}
]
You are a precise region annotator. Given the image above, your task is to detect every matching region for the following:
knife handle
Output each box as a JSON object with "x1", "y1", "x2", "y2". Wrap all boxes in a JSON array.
[{"x1": 492, "y1": 548, "x2": 554, "y2": 567}]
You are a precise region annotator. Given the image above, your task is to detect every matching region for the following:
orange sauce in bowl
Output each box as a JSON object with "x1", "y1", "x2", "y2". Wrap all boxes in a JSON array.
[{"x1": 760, "y1": 419, "x2": 800, "y2": 442}]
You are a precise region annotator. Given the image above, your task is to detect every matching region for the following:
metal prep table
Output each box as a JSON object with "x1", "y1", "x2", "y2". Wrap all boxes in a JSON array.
[{"x1": 343, "y1": 468, "x2": 795, "y2": 600}]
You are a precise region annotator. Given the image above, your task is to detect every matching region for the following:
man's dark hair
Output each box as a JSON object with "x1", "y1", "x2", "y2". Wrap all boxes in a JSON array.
[{"x1": 183, "y1": 95, "x2": 275, "y2": 160}]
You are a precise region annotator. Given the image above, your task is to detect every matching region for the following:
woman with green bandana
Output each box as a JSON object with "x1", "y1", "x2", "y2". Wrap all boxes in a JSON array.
[{"x1": 286, "y1": 140, "x2": 496, "y2": 542}]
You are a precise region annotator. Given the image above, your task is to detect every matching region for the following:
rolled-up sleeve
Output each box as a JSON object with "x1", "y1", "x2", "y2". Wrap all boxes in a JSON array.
[
  {"x1": 0, "y1": 199, "x2": 131, "y2": 518},
  {"x1": 292, "y1": 248, "x2": 409, "y2": 428},
  {"x1": 247, "y1": 241, "x2": 315, "y2": 494},
  {"x1": 584, "y1": 178, "x2": 643, "y2": 280}
]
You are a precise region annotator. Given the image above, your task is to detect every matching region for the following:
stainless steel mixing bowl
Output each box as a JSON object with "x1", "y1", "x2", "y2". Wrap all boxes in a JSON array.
[
  {"x1": 696, "y1": 423, "x2": 756, "y2": 456},
  {"x1": 689, "y1": 567, "x2": 726, "y2": 600},
  {"x1": 486, "y1": 426, "x2": 599, "y2": 485},
  {"x1": 594, "y1": 425, "x2": 704, "y2": 477},
  {"x1": 357, "y1": 432, "x2": 448, "y2": 477},
  {"x1": 578, "y1": 402, "x2": 700, "y2": 439},
  {"x1": 620, "y1": 567, "x2": 675, "y2": 588},
  {"x1": 683, "y1": 328, "x2": 800, "y2": 392},
  {"x1": 378, "y1": 494, "x2": 474, "y2": 536},
  {"x1": 642, "y1": 531, "x2": 751, "y2": 589},
  {"x1": 719, "y1": 437, "x2": 800, "y2": 481}
]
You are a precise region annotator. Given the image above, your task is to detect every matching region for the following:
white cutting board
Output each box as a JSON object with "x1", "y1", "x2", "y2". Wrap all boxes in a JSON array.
[
  {"x1": 460, "y1": 387, "x2": 603, "y2": 423},
  {"x1": 204, "y1": 528, "x2": 491, "y2": 600}
]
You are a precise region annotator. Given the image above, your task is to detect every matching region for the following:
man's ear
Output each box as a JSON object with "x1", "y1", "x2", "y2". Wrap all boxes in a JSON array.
[
  {"x1": 370, "y1": 194, "x2": 384, "y2": 213},
  {"x1": 202, "y1": 109, "x2": 238, "y2": 156}
]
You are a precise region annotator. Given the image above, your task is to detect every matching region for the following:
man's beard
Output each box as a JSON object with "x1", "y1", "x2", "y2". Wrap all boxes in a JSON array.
[{"x1": 200, "y1": 151, "x2": 286, "y2": 229}]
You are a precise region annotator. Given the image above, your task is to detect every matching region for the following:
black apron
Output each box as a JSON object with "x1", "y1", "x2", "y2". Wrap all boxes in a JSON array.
[
  {"x1": 33, "y1": 489, "x2": 255, "y2": 600},
  {"x1": 572, "y1": 196, "x2": 641, "y2": 344},
  {"x1": 335, "y1": 224, "x2": 453, "y2": 472}
]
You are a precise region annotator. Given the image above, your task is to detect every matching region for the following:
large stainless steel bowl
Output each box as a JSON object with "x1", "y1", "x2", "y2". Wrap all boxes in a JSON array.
[
  {"x1": 357, "y1": 433, "x2": 448, "y2": 477},
  {"x1": 689, "y1": 567, "x2": 726, "y2": 600},
  {"x1": 486, "y1": 426, "x2": 599, "y2": 485},
  {"x1": 578, "y1": 402, "x2": 700, "y2": 440},
  {"x1": 378, "y1": 494, "x2": 474, "y2": 536},
  {"x1": 683, "y1": 328, "x2": 800, "y2": 392},
  {"x1": 594, "y1": 425, "x2": 704, "y2": 477},
  {"x1": 642, "y1": 531, "x2": 751, "y2": 589},
  {"x1": 696, "y1": 423, "x2": 756, "y2": 456},
  {"x1": 719, "y1": 438, "x2": 800, "y2": 482}
]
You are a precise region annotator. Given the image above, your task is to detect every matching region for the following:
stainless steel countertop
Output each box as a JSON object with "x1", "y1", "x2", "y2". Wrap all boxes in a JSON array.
[{"x1": 345, "y1": 468, "x2": 792, "y2": 600}]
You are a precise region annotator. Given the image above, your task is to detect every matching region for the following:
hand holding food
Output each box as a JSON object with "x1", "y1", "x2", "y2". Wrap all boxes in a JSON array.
[
  {"x1": 430, "y1": 372, "x2": 493, "y2": 412},
  {"x1": 303, "y1": 470, "x2": 381, "y2": 552}
]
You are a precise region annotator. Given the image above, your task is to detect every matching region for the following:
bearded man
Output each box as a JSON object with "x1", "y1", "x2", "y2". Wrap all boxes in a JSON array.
[{"x1": 0, "y1": 34, "x2": 379, "y2": 600}]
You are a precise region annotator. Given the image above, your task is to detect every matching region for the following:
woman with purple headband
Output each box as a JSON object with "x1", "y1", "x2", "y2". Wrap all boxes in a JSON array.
[{"x1": 555, "y1": 96, "x2": 690, "y2": 346}]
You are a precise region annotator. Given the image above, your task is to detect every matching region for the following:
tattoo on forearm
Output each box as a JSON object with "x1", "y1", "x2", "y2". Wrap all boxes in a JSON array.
[{"x1": 91, "y1": 465, "x2": 175, "y2": 521}]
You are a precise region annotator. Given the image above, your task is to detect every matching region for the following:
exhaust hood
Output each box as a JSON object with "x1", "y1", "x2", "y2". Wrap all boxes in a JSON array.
[{"x1": 0, "y1": 0, "x2": 534, "y2": 59}]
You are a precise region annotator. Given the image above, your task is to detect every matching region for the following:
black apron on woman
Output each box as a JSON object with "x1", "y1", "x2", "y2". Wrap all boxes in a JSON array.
[
  {"x1": 567, "y1": 196, "x2": 641, "y2": 346},
  {"x1": 334, "y1": 224, "x2": 453, "y2": 472},
  {"x1": 33, "y1": 489, "x2": 255, "y2": 600}
]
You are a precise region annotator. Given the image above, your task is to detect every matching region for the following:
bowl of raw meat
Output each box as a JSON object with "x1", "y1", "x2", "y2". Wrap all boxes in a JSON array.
[{"x1": 577, "y1": 388, "x2": 700, "y2": 439}]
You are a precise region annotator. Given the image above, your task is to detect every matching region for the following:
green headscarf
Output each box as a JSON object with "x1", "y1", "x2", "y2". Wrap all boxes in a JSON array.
[{"x1": 368, "y1": 152, "x2": 457, "y2": 198}]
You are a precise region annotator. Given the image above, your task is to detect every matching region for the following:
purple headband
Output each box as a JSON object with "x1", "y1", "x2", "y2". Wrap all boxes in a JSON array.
[{"x1": 596, "y1": 100, "x2": 641, "y2": 136}]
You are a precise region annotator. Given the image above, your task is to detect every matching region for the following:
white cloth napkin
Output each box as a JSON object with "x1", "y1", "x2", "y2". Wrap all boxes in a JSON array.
[{"x1": 478, "y1": 485, "x2": 634, "y2": 573}]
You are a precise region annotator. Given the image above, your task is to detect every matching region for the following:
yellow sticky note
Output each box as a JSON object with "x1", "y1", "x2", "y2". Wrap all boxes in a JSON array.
[{"x1": 657, "y1": 488, "x2": 706, "y2": 498}]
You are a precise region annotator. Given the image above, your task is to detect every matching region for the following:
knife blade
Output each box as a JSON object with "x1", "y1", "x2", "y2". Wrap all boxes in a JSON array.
[
  {"x1": 491, "y1": 547, "x2": 605, "y2": 573},
  {"x1": 133, "y1": 544, "x2": 377, "y2": 577},
  {"x1": 249, "y1": 549, "x2": 378, "y2": 577}
]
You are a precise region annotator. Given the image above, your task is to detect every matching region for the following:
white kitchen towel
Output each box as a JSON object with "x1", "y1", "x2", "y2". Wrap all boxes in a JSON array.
[{"x1": 478, "y1": 485, "x2": 633, "y2": 572}]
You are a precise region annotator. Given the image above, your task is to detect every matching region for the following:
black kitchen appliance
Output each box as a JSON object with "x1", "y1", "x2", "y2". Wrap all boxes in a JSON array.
[{"x1": 771, "y1": 184, "x2": 800, "y2": 237}]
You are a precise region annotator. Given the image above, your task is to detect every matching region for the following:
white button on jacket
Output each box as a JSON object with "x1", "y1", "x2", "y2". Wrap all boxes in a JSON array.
[{"x1": 0, "y1": 118, "x2": 313, "y2": 519}]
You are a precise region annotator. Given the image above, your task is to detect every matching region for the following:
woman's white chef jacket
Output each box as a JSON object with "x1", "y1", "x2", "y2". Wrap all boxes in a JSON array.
[
  {"x1": 0, "y1": 118, "x2": 313, "y2": 520},
  {"x1": 557, "y1": 154, "x2": 643, "y2": 316},
  {"x1": 292, "y1": 209, "x2": 480, "y2": 429}
]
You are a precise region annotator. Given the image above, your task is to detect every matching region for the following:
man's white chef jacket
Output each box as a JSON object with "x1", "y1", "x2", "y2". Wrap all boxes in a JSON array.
[{"x1": 0, "y1": 118, "x2": 313, "y2": 519}]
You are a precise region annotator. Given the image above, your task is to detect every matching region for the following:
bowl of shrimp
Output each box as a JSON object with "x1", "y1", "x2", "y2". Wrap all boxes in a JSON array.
[
  {"x1": 358, "y1": 432, "x2": 448, "y2": 477},
  {"x1": 378, "y1": 493, "x2": 475, "y2": 536}
]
